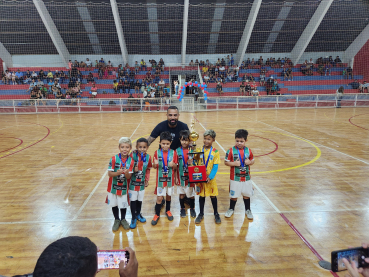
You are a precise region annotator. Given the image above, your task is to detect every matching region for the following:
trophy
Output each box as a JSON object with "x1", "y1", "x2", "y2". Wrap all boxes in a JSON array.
[{"x1": 188, "y1": 120, "x2": 207, "y2": 183}]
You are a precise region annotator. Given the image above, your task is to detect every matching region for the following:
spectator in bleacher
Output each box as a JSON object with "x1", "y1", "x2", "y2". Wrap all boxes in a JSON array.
[
  {"x1": 113, "y1": 80, "x2": 118, "y2": 93},
  {"x1": 258, "y1": 56, "x2": 263, "y2": 66},
  {"x1": 348, "y1": 79, "x2": 360, "y2": 90},
  {"x1": 53, "y1": 70, "x2": 60, "y2": 83},
  {"x1": 124, "y1": 79, "x2": 130, "y2": 94},
  {"x1": 189, "y1": 60, "x2": 194, "y2": 66},
  {"x1": 195, "y1": 59, "x2": 199, "y2": 66},
  {"x1": 219, "y1": 65, "x2": 226, "y2": 77},
  {"x1": 324, "y1": 63, "x2": 332, "y2": 76},
  {"x1": 36, "y1": 78, "x2": 44, "y2": 88},
  {"x1": 306, "y1": 66, "x2": 313, "y2": 76},
  {"x1": 226, "y1": 55, "x2": 230, "y2": 66},
  {"x1": 68, "y1": 60, "x2": 72, "y2": 69},
  {"x1": 46, "y1": 70, "x2": 53, "y2": 82},
  {"x1": 159, "y1": 78, "x2": 165, "y2": 90},
  {"x1": 47, "y1": 79, "x2": 54, "y2": 89},
  {"x1": 15, "y1": 69, "x2": 23, "y2": 84},
  {"x1": 259, "y1": 71, "x2": 266, "y2": 86},
  {"x1": 40, "y1": 84, "x2": 48, "y2": 97},
  {"x1": 300, "y1": 62, "x2": 307, "y2": 76},
  {"x1": 24, "y1": 70, "x2": 32, "y2": 84},
  {"x1": 328, "y1": 56, "x2": 334, "y2": 65},
  {"x1": 27, "y1": 80, "x2": 37, "y2": 92},
  {"x1": 60, "y1": 70, "x2": 66, "y2": 84},
  {"x1": 77, "y1": 69, "x2": 83, "y2": 82},
  {"x1": 220, "y1": 58, "x2": 225, "y2": 67},
  {"x1": 140, "y1": 59, "x2": 147, "y2": 71},
  {"x1": 230, "y1": 54, "x2": 234, "y2": 66},
  {"x1": 286, "y1": 67, "x2": 293, "y2": 81},
  {"x1": 78, "y1": 61, "x2": 85, "y2": 68},
  {"x1": 99, "y1": 58, "x2": 105, "y2": 66},
  {"x1": 87, "y1": 72, "x2": 94, "y2": 83},
  {"x1": 2, "y1": 70, "x2": 10, "y2": 84},
  {"x1": 73, "y1": 60, "x2": 79, "y2": 67},
  {"x1": 266, "y1": 76, "x2": 274, "y2": 95},
  {"x1": 159, "y1": 58, "x2": 165, "y2": 71},
  {"x1": 134, "y1": 80, "x2": 141, "y2": 94},
  {"x1": 10, "y1": 71, "x2": 16, "y2": 85},
  {"x1": 334, "y1": 56, "x2": 342, "y2": 67},
  {"x1": 202, "y1": 65, "x2": 209, "y2": 75},
  {"x1": 90, "y1": 83, "x2": 97, "y2": 98},
  {"x1": 359, "y1": 81, "x2": 369, "y2": 93},
  {"x1": 316, "y1": 57, "x2": 323, "y2": 65},
  {"x1": 216, "y1": 81, "x2": 223, "y2": 96},
  {"x1": 71, "y1": 66, "x2": 78, "y2": 79},
  {"x1": 107, "y1": 61, "x2": 112, "y2": 68},
  {"x1": 56, "y1": 89, "x2": 63, "y2": 99},
  {"x1": 239, "y1": 81, "x2": 246, "y2": 96},
  {"x1": 95, "y1": 60, "x2": 99, "y2": 67},
  {"x1": 317, "y1": 63, "x2": 324, "y2": 76},
  {"x1": 345, "y1": 66, "x2": 353, "y2": 79},
  {"x1": 155, "y1": 67, "x2": 161, "y2": 78},
  {"x1": 86, "y1": 58, "x2": 92, "y2": 68},
  {"x1": 134, "y1": 61, "x2": 139, "y2": 74},
  {"x1": 51, "y1": 81, "x2": 61, "y2": 96},
  {"x1": 271, "y1": 80, "x2": 279, "y2": 95},
  {"x1": 30, "y1": 88, "x2": 37, "y2": 103},
  {"x1": 98, "y1": 66, "x2": 103, "y2": 79},
  {"x1": 116, "y1": 79, "x2": 123, "y2": 93},
  {"x1": 203, "y1": 73, "x2": 210, "y2": 85}
]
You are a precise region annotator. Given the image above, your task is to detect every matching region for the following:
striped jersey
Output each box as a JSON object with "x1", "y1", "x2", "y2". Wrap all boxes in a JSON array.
[
  {"x1": 128, "y1": 151, "x2": 152, "y2": 191},
  {"x1": 197, "y1": 147, "x2": 221, "y2": 176},
  {"x1": 175, "y1": 147, "x2": 191, "y2": 187},
  {"x1": 107, "y1": 154, "x2": 132, "y2": 195},
  {"x1": 154, "y1": 149, "x2": 178, "y2": 188},
  {"x1": 225, "y1": 146, "x2": 254, "y2": 181}
]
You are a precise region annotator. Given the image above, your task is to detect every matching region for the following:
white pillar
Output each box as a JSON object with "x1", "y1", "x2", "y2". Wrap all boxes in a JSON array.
[
  {"x1": 343, "y1": 23, "x2": 369, "y2": 64},
  {"x1": 290, "y1": 0, "x2": 333, "y2": 65},
  {"x1": 147, "y1": 0, "x2": 160, "y2": 55},
  {"x1": 181, "y1": 0, "x2": 189, "y2": 67},
  {"x1": 235, "y1": 0, "x2": 262, "y2": 66},
  {"x1": 207, "y1": 0, "x2": 226, "y2": 54},
  {"x1": 33, "y1": 0, "x2": 71, "y2": 67},
  {"x1": 110, "y1": 0, "x2": 129, "y2": 65},
  {"x1": 0, "y1": 41, "x2": 13, "y2": 68}
]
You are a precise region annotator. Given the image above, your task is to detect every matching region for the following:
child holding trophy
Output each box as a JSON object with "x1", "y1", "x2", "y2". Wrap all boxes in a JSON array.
[
  {"x1": 192, "y1": 129, "x2": 221, "y2": 224},
  {"x1": 175, "y1": 130, "x2": 196, "y2": 218},
  {"x1": 152, "y1": 131, "x2": 178, "y2": 225}
]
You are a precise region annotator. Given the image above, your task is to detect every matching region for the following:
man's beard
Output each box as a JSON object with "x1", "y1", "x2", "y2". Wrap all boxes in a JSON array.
[{"x1": 168, "y1": 119, "x2": 178, "y2": 126}]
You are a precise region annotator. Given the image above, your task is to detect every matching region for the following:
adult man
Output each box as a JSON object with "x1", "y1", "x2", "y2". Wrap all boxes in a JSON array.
[
  {"x1": 147, "y1": 106, "x2": 189, "y2": 150},
  {"x1": 31, "y1": 236, "x2": 138, "y2": 277}
]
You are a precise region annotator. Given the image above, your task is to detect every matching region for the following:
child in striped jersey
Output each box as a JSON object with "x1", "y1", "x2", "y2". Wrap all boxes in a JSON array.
[
  {"x1": 106, "y1": 137, "x2": 132, "y2": 231},
  {"x1": 224, "y1": 129, "x2": 255, "y2": 220},
  {"x1": 175, "y1": 130, "x2": 196, "y2": 218},
  {"x1": 127, "y1": 138, "x2": 152, "y2": 229},
  {"x1": 152, "y1": 131, "x2": 178, "y2": 225}
]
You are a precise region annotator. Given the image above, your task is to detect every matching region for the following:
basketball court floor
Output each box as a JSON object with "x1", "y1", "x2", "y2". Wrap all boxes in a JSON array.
[{"x1": 0, "y1": 107, "x2": 368, "y2": 276}]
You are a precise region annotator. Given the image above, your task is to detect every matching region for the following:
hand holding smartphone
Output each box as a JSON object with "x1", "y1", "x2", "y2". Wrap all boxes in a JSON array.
[
  {"x1": 97, "y1": 250, "x2": 130, "y2": 270},
  {"x1": 331, "y1": 246, "x2": 369, "y2": 272}
]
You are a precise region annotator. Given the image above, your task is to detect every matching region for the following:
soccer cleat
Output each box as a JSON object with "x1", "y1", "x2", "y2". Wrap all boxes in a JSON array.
[
  {"x1": 180, "y1": 208, "x2": 186, "y2": 218},
  {"x1": 112, "y1": 219, "x2": 121, "y2": 231},
  {"x1": 129, "y1": 218, "x2": 137, "y2": 229},
  {"x1": 190, "y1": 208, "x2": 196, "y2": 218},
  {"x1": 151, "y1": 214, "x2": 160, "y2": 225},
  {"x1": 214, "y1": 213, "x2": 221, "y2": 224},
  {"x1": 225, "y1": 209, "x2": 234, "y2": 218},
  {"x1": 166, "y1": 211, "x2": 174, "y2": 221},
  {"x1": 137, "y1": 214, "x2": 146, "y2": 223},
  {"x1": 195, "y1": 214, "x2": 204, "y2": 224},
  {"x1": 121, "y1": 219, "x2": 130, "y2": 230},
  {"x1": 246, "y1": 209, "x2": 254, "y2": 220}
]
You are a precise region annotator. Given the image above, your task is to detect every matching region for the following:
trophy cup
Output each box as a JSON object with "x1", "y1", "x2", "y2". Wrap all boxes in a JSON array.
[{"x1": 188, "y1": 120, "x2": 207, "y2": 183}]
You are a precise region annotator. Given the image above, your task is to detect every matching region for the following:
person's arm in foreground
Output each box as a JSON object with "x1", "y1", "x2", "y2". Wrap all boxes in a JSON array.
[
  {"x1": 119, "y1": 247, "x2": 138, "y2": 277},
  {"x1": 343, "y1": 243, "x2": 369, "y2": 277}
]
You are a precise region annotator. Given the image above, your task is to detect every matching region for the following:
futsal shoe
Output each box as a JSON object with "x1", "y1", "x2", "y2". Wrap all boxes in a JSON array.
[
  {"x1": 225, "y1": 209, "x2": 234, "y2": 218},
  {"x1": 166, "y1": 211, "x2": 174, "y2": 221},
  {"x1": 214, "y1": 213, "x2": 221, "y2": 224},
  {"x1": 151, "y1": 214, "x2": 160, "y2": 225},
  {"x1": 190, "y1": 208, "x2": 196, "y2": 218},
  {"x1": 246, "y1": 209, "x2": 254, "y2": 220},
  {"x1": 130, "y1": 218, "x2": 137, "y2": 229},
  {"x1": 195, "y1": 214, "x2": 204, "y2": 224},
  {"x1": 137, "y1": 214, "x2": 146, "y2": 223},
  {"x1": 121, "y1": 219, "x2": 130, "y2": 230},
  {"x1": 180, "y1": 208, "x2": 186, "y2": 218},
  {"x1": 112, "y1": 219, "x2": 121, "y2": 231}
]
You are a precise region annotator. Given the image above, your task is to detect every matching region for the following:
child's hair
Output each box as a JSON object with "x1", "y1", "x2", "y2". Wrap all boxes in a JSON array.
[
  {"x1": 235, "y1": 129, "x2": 248, "y2": 140},
  {"x1": 160, "y1": 131, "x2": 173, "y2": 142},
  {"x1": 136, "y1": 137, "x2": 148, "y2": 146},
  {"x1": 179, "y1": 130, "x2": 190, "y2": 140},
  {"x1": 204, "y1": 129, "x2": 216, "y2": 139},
  {"x1": 119, "y1": 137, "x2": 132, "y2": 147}
]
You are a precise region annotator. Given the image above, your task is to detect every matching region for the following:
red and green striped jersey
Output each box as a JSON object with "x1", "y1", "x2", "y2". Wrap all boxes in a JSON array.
[
  {"x1": 176, "y1": 147, "x2": 190, "y2": 187},
  {"x1": 225, "y1": 146, "x2": 254, "y2": 181},
  {"x1": 154, "y1": 149, "x2": 178, "y2": 188},
  {"x1": 107, "y1": 154, "x2": 132, "y2": 195},
  {"x1": 128, "y1": 151, "x2": 152, "y2": 191}
]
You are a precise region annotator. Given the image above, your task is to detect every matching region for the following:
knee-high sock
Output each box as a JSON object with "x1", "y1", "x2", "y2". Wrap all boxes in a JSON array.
[
  {"x1": 120, "y1": 208, "x2": 126, "y2": 220},
  {"x1": 230, "y1": 199, "x2": 237, "y2": 210},
  {"x1": 243, "y1": 198, "x2": 251, "y2": 210},
  {"x1": 211, "y1": 197, "x2": 218, "y2": 215},
  {"x1": 180, "y1": 197, "x2": 185, "y2": 209},
  {"x1": 190, "y1": 198, "x2": 195, "y2": 209},
  {"x1": 166, "y1": 200, "x2": 171, "y2": 212},
  {"x1": 199, "y1": 197, "x2": 205, "y2": 215},
  {"x1": 130, "y1": 201, "x2": 137, "y2": 220},
  {"x1": 112, "y1": 206, "x2": 120, "y2": 220},
  {"x1": 137, "y1": 201, "x2": 142, "y2": 215},
  {"x1": 155, "y1": 203, "x2": 161, "y2": 216}
]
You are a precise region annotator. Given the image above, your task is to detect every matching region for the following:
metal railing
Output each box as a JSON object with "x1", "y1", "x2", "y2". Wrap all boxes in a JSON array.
[
  {"x1": 196, "y1": 94, "x2": 369, "y2": 111},
  {"x1": 0, "y1": 97, "x2": 195, "y2": 114}
]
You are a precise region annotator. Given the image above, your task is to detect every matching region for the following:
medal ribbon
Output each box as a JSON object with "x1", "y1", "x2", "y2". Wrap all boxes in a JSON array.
[
  {"x1": 181, "y1": 147, "x2": 188, "y2": 169},
  {"x1": 202, "y1": 146, "x2": 213, "y2": 168},
  {"x1": 160, "y1": 149, "x2": 170, "y2": 174},
  {"x1": 236, "y1": 147, "x2": 246, "y2": 168},
  {"x1": 140, "y1": 152, "x2": 146, "y2": 163},
  {"x1": 119, "y1": 153, "x2": 128, "y2": 169}
]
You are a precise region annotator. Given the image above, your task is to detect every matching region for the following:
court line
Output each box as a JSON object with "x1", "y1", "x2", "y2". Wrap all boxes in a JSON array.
[
  {"x1": 323, "y1": 112, "x2": 348, "y2": 125},
  {"x1": 194, "y1": 115, "x2": 338, "y2": 276},
  {"x1": 348, "y1": 113, "x2": 369, "y2": 131},
  {"x1": 130, "y1": 119, "x2": 143, "y2": 138},
  {"x1": 0, "y1": 137, "x2": 23, "y2": 153},
  {"x1": 256, "y1": 119, "x2": 369, "y2": 166},
  {"x1": 72, "y1": 129, "x2": 149, "y2": 221}
]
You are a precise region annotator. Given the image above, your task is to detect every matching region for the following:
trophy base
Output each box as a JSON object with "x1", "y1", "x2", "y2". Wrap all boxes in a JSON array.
[{"x1": 188, "y1": 165, "x2": 207, "y2": 183}]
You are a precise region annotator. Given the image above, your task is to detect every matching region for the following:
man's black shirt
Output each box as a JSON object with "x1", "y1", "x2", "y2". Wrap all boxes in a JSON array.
[{"x1": 150, "y1": 120, "x2": 189, "y2": 150}]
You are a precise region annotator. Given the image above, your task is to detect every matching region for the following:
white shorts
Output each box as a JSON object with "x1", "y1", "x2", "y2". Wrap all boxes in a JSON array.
[
  {"x1": 106, "y1": 192, "x2": 129, "y2": 209},
  {"x1": 129, "y1": 190, "x2": 145, "y2": 202},
  {"x1": 177, "y1": 186, "x2": 196, "y2": 198},
  {"x1": 229, "y1": 180, "x2": 254, "y2": 198},
  {"x1": 156, "y1": 186, "x2": 173, "y2": 197}
]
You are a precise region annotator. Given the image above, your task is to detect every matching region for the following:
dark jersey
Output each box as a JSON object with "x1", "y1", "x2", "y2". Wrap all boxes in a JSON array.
[{"x1": 150, "y1": 120, "x2": 189, "y2": 150}]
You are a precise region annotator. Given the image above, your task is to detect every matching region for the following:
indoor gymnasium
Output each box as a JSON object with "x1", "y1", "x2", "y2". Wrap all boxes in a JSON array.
[{"x1": 0, "y1": 0, "x2": 369, "y2": 277}]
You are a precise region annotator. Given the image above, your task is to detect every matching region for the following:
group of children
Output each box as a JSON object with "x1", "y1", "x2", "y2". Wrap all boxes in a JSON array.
[{"x1": 106, "y1": 128, "x2": 254, "y2": 231}]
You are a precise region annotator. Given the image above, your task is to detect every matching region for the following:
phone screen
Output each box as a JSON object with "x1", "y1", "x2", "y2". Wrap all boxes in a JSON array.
[
  {"x1": 97, "y1": 250, "x2": 129, "y2": 270},
  {"x1": 337, "y1": 249, "x2": 363, "y2": 271}
]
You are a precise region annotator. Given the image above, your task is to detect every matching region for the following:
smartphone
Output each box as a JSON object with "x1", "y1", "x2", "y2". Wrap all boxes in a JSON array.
[
  {"x1": 97, "y1": 250, "x2": 130, "y2": 270},
  {"x1": 331, "y1": 247, "x2": 369, "y2": 272}
]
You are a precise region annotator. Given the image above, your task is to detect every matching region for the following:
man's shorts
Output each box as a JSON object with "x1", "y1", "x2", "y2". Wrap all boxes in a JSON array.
[
  {"x1": 196, "y1": 180, "x2": 218, "y2": 197},
  {"x1": 106, "y1": 192, "x2": 129, "y2": 209},
  {"x1": 177, "y1": 185, "x2": 196, "y2": 198},
  {"x1": 229, "y1": 180, "x2": 254, "y2": 198},
  {"x1": 129, "y1": 190, "x2": 145, "y2": 202},
  {"x1": 156, "y1": 186, "x2": 173, "y2": 197}
]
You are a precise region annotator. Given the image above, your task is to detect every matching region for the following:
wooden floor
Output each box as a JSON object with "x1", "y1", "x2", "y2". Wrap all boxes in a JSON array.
[{"x1": 1, "y1": 108, "x2": 369, "y2": 277}]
